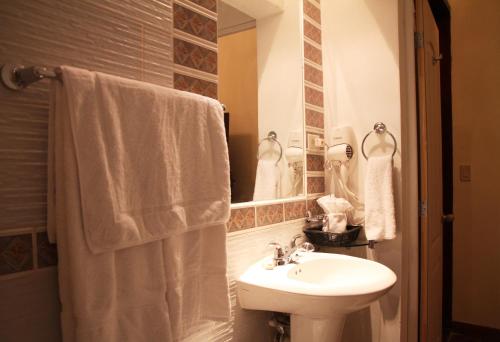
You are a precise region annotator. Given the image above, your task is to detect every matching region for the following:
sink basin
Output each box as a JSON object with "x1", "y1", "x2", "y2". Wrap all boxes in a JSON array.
[{"x1": 237, "y1": 252, "x2": 396, "y2": 342}]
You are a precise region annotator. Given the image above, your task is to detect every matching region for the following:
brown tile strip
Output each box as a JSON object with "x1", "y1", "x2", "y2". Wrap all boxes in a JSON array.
[
  {"x1": 174, "y1": 38, "x2": 217, "y2": 74},
  {"x1": 256, "y1": 204, "x2": 284, "y2": 226},
  {"x1": 307, "y1": 154, "x2": 324, "y2": 171},
  {"x1": 307, "y1": 176, "x2": 325, "y2": 194},
  {"x1": 304, "y1": 0, "x2": 321, "y2": 24},
  {"x1": 284, "y1": 201, "x2": 307, "y2": 221},
  {"x1": 0, "y1": 233, "x2": 33, "y2": 275},
  {"x1": 174, "y1": 4, "x2": 217, "y2": 43},
  {"x1": 228, "y1": 207, "x2": 255, "y2": 232},
  {"x1": 305, "y1": 108, "x2": 324, "y2": 129},
  {"x1": 37, "y1": 232, "x2": 58, "y2": 268},
  {"x1": 307, "y1": 198, "x2": 324, "y2": 216},
  {"x1": 186, "y1": 0, "x2": 217, "y2": 13},
  {"x1": 305, "y1": 86, "x2": 324, "y2": 107},
  {"x1": 304, "y1": 64, "x2": 323, "y2": 87},
  {"x1": 174, "y1": 73, "x2": 218, "y2": 98},
  {"x1": 304, "y1": 20, "x2": 322, "y2": 45},
  {"x1": 304, "y1": 41, "x2": 322, "y2": 66}
]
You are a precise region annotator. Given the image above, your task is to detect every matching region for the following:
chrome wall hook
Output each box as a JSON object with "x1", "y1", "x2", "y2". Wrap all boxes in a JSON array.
[{"x1": 257, "y1": 131, "x2": 283, "y2": 165}]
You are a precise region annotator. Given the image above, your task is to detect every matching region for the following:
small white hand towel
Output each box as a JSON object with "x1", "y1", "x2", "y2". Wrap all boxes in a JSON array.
[
  {"x1": 253, "y1": 159, "x2": 280, "y2": 201},
  {"x1": 364, "y1": 155, "x2": 396, "y2": 241}
]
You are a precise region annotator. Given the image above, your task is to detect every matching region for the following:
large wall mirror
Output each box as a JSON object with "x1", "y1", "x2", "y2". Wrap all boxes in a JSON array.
[{"x1": 218, "y1": 0, "x2": 305, "y2": 204}]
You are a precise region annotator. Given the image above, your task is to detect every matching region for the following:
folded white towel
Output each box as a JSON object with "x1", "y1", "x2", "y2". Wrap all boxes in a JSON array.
[
  {"x1": 253, "y1": 159, "x2": 280, "y2": 201},
  {"x1": 49, "y1": 66, "x2": 230, "y2": 253},
  {"x1": 364, "y1": 155, "x2": 396, "y2": 241},
  {"x1": 47, "y1": 66, "x2": 231, "y2": 342}
]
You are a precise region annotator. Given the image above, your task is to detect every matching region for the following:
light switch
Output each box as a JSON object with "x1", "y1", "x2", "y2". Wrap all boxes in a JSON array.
[{"x1": 459, "y1": 165, "x2": 471, "y2": 182}]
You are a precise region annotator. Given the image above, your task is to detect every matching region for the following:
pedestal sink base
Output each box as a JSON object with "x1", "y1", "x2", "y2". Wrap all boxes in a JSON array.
[
  {"x1": 237, "y1": 252, "x2": 397, "y2": 341},
  {"x1": 291, "y1": 314, "x2": 346, "y2": 342}
]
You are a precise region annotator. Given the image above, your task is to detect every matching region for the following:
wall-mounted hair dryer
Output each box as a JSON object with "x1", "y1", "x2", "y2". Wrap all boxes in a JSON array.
[
  {"x1": 326, "y1": 126, "x2": 355, "y2": 184},
  {"x1": 325, "y1": 125, "x2": 364, "y2": 225}
]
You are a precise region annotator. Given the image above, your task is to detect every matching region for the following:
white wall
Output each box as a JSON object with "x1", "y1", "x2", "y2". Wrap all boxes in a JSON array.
[
  {"x1": 257, "y1": 0, "x2": 304, "y2": 197},
  {"x1": 322, "y1": 0, "x2": 404, "y2": 340},
  {"x1": 0, "y1": 1, "x2": 174, "y2": 340}
]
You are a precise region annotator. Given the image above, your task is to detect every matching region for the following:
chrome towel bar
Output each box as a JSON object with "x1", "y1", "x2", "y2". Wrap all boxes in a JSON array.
[
  {"x1": 1, "y1": 64, "x2": 62, "y2": 90},
  {"x1": 257, "y1": 131, "x2": 283, "y2": 165}
]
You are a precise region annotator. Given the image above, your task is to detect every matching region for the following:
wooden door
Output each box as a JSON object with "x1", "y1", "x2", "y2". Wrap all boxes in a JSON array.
[{"x1": 416, "y1": 0, "x2": 444, "y2": 341}]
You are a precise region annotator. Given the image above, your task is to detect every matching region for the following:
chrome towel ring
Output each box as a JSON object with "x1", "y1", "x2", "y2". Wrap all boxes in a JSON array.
[
  {"x1": 257, "y1": 131, "x2": 283, "y2": 165},
  {"x1": 361, "y1": 122, "x2": 397, "y2": 160}
]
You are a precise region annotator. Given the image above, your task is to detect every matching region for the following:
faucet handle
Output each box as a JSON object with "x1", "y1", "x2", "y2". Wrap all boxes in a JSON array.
[
  {"x1": 298, "y1": 242, "x2": 315, "y2": 253},
  {"x1": 268, "y1": 242, "x2": 285, "y2": 258}
]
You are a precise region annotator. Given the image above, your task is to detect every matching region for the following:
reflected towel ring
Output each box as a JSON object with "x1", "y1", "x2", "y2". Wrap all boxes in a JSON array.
[
  {"x1": 257, "y1": 131, "x2": 283, "y2": 165},
  {"x1": 361, "y1": 122, "x2": 397, "y2": 160}
]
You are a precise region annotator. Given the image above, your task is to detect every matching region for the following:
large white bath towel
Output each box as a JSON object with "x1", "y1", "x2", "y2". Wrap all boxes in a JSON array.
[
  {"x1": 47, "y1": 66, "x2": 231, "y2": 342},
  {"x1": 364, "y1": 155, "x2": 396, "y2": 241},
  {"x1": 49, "y1": 66, "x2": 230, "y2": 253}
]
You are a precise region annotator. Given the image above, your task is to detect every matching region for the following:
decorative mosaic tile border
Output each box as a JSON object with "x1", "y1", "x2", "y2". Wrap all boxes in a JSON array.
[
  {"x1": 185, "y1": 0, "x2": 216, "y2": 13},
  {"x1": 174, "y1": 3, "x2": 217, "y2": 43},
  {"x1": 228, "y1": 199, "x2": 309, "y2": 233},
  {"x1": 303, "y1": 0, "x2": 326, "y2": 213},
  {"x1": 304, "y1": 41, "x2": 322, "y2": 66},
  {"x1": 307, "y1": 154, "x2": 324, "y2": 171},
  {"x1": 173, "y1": 0, "x2": 218, "y2": 98},
  {"x1": 0, "y1": 228, "x2": 57, "y2": 277}
]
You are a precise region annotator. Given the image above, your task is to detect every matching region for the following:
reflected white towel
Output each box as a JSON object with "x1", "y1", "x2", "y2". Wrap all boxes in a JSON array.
[
  {"x1": 47, "y1": 66, "x2": 231, "y2": 342},
  {"x1": 364, "y1": 155, "x2": 396, "y2": 241},
  {"x1": 253, "y1": 159, "x2": 280, "y2": 201}
]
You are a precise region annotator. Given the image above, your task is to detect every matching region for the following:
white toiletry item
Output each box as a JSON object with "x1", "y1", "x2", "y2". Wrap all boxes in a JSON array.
[
  {"x1": 317, "y1": 195, "x2": 353, "y2": 234},
  {"x1": 317, "y1": 195, "x2": 353, "y2": 215},
  {"x1": 323, "y1": 212, "x2": 348, "y2": 233}
]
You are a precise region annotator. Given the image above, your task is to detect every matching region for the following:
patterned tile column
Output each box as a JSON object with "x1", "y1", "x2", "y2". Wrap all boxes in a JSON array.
[
  {"x1": 172, "y1": 0, "x2": 218, "y2": 98},
  {"x1": 303, "y1": 0, "x2": 326, "y2": 215}
]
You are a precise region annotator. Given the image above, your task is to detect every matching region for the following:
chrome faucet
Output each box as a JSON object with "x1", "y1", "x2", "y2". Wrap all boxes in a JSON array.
[{"x1": 267, "y1": 234, "x2": 315, "y2": 268}]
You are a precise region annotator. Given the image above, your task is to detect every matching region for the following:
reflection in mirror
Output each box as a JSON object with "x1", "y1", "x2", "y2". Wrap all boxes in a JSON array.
[{"x1": 218, "y1": 0, "x2": 305, "y2": 204}]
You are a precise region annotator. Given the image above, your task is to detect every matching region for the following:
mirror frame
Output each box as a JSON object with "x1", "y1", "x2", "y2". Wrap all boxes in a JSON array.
[{"x1": 221, "y1": 0, "x2": 327, "y2": 231}]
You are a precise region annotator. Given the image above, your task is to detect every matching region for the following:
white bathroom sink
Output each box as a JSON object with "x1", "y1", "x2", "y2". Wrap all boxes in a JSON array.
[{"x1": 237, "y1": 252, "x2": 396, "y2": 342}]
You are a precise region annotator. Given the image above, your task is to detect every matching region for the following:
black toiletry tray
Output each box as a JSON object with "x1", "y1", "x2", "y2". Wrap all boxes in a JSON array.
[{"x1": 303, "y1": 223, "x2": 362, "y2": 247}]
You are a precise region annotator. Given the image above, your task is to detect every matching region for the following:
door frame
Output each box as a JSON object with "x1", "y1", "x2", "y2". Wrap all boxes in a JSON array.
[{"x1": 415, "y1": 0, "x2": 453, "y2": 340}]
